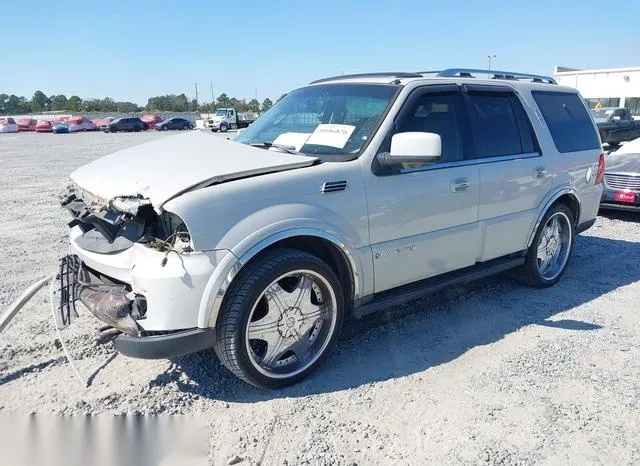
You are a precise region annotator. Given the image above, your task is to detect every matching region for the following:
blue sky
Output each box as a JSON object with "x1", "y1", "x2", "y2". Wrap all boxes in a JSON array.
[{"x1": 3, "y1": 0, "x2": 639, "y2": 105}]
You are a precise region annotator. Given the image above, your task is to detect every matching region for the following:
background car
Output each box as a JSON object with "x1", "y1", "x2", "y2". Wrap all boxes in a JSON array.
[
  {"x1": 35, "y1": 120, "x2": 53, "y2": 133},
  {"x1": 17, "y1": 118, "x2": 37, "y2": 131},
  {"x1": 141, "y1": 114, "x2": 163, "y2": 130},
  {"x1": 0, "y1": 117, "x2": 19, "y2": 133},
  {"x1": 155, "y1": 117, "x2": 194, "y2": 131},
  {"x1": 592, "y1": 107, "x2": 640, "y2": 146},
  {"x1": 102, "y1": 117, "x2": 148, "y2": 132},
  {"x1": 67, "y1": 116, "x2": 97, "y2": 132},
  {"x1": 52, "y1": 122, "x2": 70, "y2": 134},
  {"x1": 93, "y1": 117, "x2": 115, "y2": 128},
  {"x1": 600, "y1": 150, "x2": 640, "y2": 212}
]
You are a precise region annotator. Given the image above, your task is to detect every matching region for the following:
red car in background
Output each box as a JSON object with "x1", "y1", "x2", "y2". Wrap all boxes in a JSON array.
[
  {"x1": 67, "y1": 116, "x2": 97, "y2": 132},
  {"x1": 17, "y1": 118, "x2": 38, "y2": 131},
  {"x1": 93, "y1": 117, "x2": 115, "y2": 128},
  {"x1": 141, "y1": 114, "x2": 163, "y2": 130},
  {"x1": 35, "y1": 120, "x2": 53, "y2": 133}
]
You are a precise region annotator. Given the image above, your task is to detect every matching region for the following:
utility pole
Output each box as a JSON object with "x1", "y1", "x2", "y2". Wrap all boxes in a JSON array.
[
  {"x1": 487, "y1": 54, "x2": 496, "y2": 77},
  {"x1": 255, "y1": 86, "x2": 258, "y2": 101},
  {"x1": 210, "y1": 81, "x2": 215, "y2": 104},
  {"x1": 194, "y1": 83, "x2": 199, "y2": 112}
]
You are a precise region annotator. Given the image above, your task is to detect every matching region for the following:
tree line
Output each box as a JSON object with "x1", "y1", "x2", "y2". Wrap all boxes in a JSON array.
[{"x1": 0, "y1": 90, "x2": 287, "y2": 116}]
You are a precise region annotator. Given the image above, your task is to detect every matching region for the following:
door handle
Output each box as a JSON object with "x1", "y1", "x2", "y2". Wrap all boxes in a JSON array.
[
  {"x1": 451, "y1": 177, "x2": 470, "y2": 193},
  {"x1": 533, "y1": 167, "x2": 547, "y2": 179}
]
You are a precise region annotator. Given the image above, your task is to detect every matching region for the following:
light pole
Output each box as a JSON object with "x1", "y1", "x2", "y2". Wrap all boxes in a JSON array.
[{"x1": 487, "y1": 54, "x2": 496, "y2": 77}]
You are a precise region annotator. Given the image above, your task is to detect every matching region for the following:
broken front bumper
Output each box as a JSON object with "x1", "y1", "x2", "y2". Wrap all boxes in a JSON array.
[
  {"x1": 56, "y1": 254, "x2": 143, "y2": 337},
  {"x1": 55, "y1": 254, "x2": 217, "y2": 358},
  {"x1": 68, "y1": 225, "x2": 229, "y2": 331}
]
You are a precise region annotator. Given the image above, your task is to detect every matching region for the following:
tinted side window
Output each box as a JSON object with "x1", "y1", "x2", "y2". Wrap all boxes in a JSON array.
[
  {"x1": 510, "y1": 96, "x2": 537, "y2": 153},
  {"x1": 395, "y1": 92, "x2": 466, "y2": 163},
  {"x1": 532, "y1": 91, "x2": 601, "y2": 153},
  {"x1": 467, "y1": 92, "x2": 534, "y2": 158}
]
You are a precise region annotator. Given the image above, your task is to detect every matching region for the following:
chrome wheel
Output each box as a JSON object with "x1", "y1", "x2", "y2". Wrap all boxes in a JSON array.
[
  {"x1": 245, "y1": 270, "x2": 337, "y2": 378},
  {"x1": 536, "y1": 212, "x2": 572, "y2": 281}
]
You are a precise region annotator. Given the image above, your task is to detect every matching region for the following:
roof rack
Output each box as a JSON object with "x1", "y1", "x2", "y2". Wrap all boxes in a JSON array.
[
  {"x1": 309, "y1": 69, "x2": 557, "y2": 85},
  {"x1": 435, "y1": 68, "x2": 557, "y2": 84},
  {"x1": 309, "y1": 72, "x2": 423, "y2": 85}
]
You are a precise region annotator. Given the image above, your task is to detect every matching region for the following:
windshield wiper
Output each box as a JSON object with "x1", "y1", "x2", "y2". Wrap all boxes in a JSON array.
[{"x1": 250, "y1": 142, "x2": 302, "y2": 155}]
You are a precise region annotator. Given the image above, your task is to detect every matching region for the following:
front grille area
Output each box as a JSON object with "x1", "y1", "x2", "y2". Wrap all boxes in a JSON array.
[{"x1": 605, "y1": 174, "x2": 640, "y2": 191}]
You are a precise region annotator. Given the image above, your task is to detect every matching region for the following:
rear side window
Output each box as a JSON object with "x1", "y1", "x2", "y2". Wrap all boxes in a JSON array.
[
  {"x1": 532, "y1": 91, "x2": 601, "y2": 153},
  {"x1": 467, "y1": 92, "x2": 537, "y2": 158}
]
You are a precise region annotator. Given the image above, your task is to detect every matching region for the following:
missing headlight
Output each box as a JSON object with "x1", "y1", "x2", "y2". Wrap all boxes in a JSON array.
[{"x1": 148, "y1": 211, "x2": 193, "y2": 252}]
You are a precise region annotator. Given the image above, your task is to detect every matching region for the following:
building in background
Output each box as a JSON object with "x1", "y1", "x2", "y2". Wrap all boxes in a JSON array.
[{"x1": 554, "y1": 66, "x2": 640, "y2": 118}]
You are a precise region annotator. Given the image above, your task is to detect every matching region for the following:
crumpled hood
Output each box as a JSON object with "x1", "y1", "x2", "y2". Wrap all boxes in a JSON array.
[
  {"x1": 605, "y1": 151, "x2": 640, "y2": 174},
  {"x1": 70, "y1": 130, "x2": 317, "y2": 207}
]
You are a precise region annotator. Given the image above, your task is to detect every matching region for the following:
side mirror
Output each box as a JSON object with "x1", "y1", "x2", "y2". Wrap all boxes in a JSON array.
[{"x1": 380, "y1": 132, "x2": 442, "y2": 165}]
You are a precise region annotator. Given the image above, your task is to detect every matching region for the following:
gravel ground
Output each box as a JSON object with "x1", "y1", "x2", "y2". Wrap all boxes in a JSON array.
[{"x1": 1, "y1": 131, "x2": 639, "y2": 465}]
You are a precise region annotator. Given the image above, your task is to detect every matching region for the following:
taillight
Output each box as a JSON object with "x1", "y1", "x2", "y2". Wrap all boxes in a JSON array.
[{"x1": 595, "y1": 152, "x2": 605, "y2": 184}]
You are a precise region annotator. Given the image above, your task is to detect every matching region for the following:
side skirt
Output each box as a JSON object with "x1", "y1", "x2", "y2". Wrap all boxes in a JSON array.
[{"x1": 353, "y1": 255, "x2": 525, "y2": 319}]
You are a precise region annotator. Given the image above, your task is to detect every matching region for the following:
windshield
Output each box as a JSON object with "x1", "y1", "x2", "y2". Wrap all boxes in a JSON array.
[
  {"x1": 215, "y1": 109, "x2": 228, "y2": 116},
  {"x1": 235, "y1": 83, "x2": 399, "y2": 158},
  {"x1": 591, "y1": 109, "x2": 614, "y2": 122}
]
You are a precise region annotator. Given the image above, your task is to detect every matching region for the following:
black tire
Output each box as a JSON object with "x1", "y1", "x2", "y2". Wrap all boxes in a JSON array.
[
  {"x1": 183, "y1": 124, "x2": 189, "y2": 130},
  {"x1": 220, "y1": 123, "x2": 228, "y2": 133},
  {"x1": 513, "y1": 203, "x2": 575, "y2": 288},
  {"x1": 134, "y1": 126, "x2": 141, "y2": 132},
  {"x1": 211, "y1": 128, "x2": 218, "y2": 133},
  {"x1": 214, "y1": 248, "x2": 344, "y2": 389},
  {"x1": 110, "y1": 127, "x2": 117, "y2": 133}
]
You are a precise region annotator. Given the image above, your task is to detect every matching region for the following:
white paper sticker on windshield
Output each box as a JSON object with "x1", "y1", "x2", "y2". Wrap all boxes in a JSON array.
[
  {"x1": 271, "y1": 132, "x2": 312, "y2": 151},
  {"x1": 305, "y1": 124, "x2": 355, "y2": 149}
]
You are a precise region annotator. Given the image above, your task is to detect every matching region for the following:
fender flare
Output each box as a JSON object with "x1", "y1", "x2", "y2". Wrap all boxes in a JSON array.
[
  {"x1": 526, "y1": 186, "x2": 581, "y2": 247},
  {"x1": 198, "y1": 228, "x2": 362, "y2": 328}
]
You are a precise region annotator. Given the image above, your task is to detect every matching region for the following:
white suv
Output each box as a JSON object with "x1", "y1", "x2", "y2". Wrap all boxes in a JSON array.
[{"x1": 58, "y1": 68, "x2": 604, "y2": 388}]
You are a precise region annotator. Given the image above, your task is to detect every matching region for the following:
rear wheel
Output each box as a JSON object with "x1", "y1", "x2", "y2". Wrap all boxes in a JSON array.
[
  {"x1": 183, "y1": 124, "x2": 189, "y2": 130},
  {"x1": 514, "y1": 203, "x2": 575, "y2": 288},
  {"x1": 215, "y1": 249, "x2": 344, "y2": 389}
]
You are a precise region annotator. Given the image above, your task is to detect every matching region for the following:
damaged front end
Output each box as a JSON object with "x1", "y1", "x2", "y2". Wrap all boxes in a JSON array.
[
  {"x1": 58, "y1": 185, "x2": 193, "y2": 336},
  {"x1": 60, "y1": 185, "x2": 192, "y2": 255},
  {"x1": 56, "y1": 254, "x2": 145, "y2": 336}
]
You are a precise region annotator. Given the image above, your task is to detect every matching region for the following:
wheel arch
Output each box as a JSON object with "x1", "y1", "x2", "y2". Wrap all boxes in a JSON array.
[
  {"x1": 527, "y1": 187, "x2": 581, "y2": 247},
  {"x1": 200, "y1": 228, "x2": 362, "y2": 329}
]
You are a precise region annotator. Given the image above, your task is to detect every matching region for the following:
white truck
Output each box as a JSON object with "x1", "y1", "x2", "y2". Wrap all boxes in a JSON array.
[{"x1": 207, "y1": 108, "x2": 257, "y2": 132}]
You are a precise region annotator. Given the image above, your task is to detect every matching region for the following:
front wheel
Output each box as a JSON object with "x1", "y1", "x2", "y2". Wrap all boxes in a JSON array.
[
  {"x1": 215, "y1": 249, "x2": 344, "y2": 389},
  {"x1": 220, "y1": 123, "x2": 228, "y2": 132},
  {"x1": 514, "y1": 203, "x2": 575, "y2": 288}
]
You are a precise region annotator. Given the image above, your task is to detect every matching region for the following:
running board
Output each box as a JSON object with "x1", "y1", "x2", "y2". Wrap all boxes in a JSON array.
[{"x1": 353, "y1": 255, "x2": 525, "y2": 319}]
